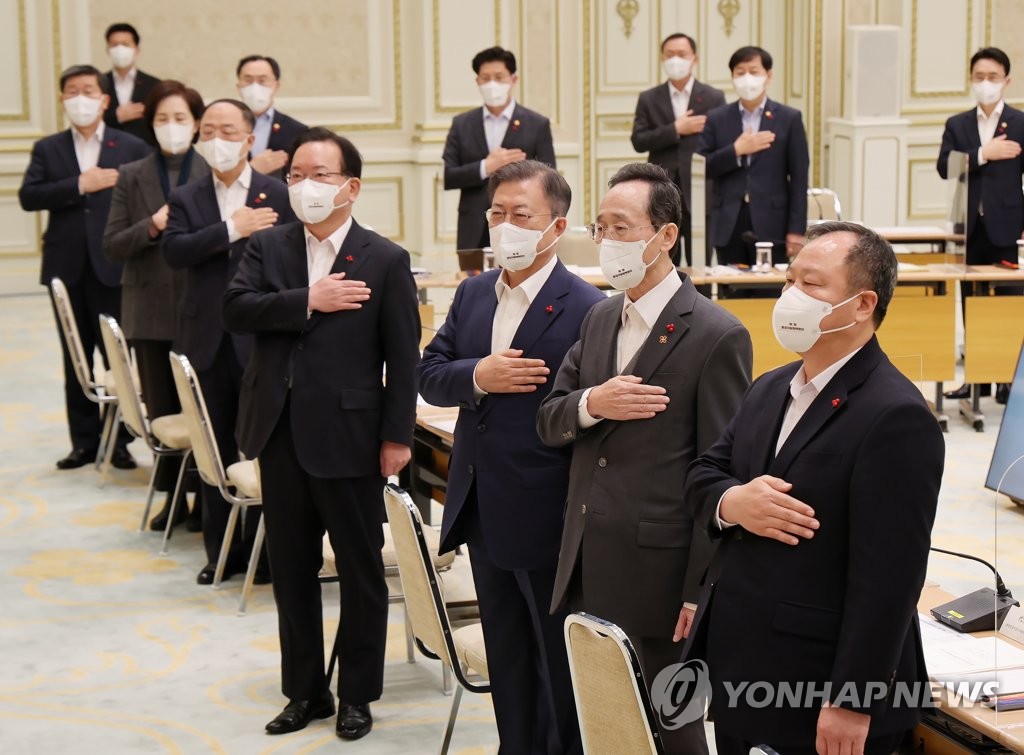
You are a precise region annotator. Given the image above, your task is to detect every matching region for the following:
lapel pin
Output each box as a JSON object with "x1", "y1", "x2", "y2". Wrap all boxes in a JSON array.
[
  {"x1": 345, "y1": 254, "x2": 354, "y2": 262},
  {"x1": 831, "y1": 398, "x2": 841, "y2": 408},
  {"x1": 272, "y1": 122, "x2": 281, "y2": 132},
  {"x1": 659, "y1": 335, "x2": 668, "y2": 344},
  {"x1": 511, "y1": 119, "x2": 521, "y2": 131},
  {"x1": 544, "y1": 304, "x2": 554, "y2": 314},
  {"x1": 106, "y1": 139, "x2": 116, "y2": 148},
  {"x1": 764, "y1": 110, "x2": 773, "y2": 120},
  {"x1": 254, "y1": 192, "x2": 265, "y2": 204},
  {"x1": 665, "y1": 323, "x2": 675, "y2": 333}
]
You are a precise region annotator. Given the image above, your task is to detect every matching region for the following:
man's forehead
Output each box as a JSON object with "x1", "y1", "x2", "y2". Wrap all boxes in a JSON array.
[
  {"x1": 599, "y1": 182, "x2": 648, "y2": 216},
  {"x1": 792, "y1": 231, "x2": 855, "y2": 271}
]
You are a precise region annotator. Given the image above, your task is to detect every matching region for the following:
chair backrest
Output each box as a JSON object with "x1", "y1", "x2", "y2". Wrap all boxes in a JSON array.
[
  {"x1": 98, "y1": 315, "x2": 148, "y2": 442},
  {"x1": 382, "y1": 483, "x2": 457, "y2": 670},
  {"x1": 564, "y1": 612, "x2": 665, "y2": 755},
  {"x1": 557, "y1": 227, "x2": 597, "y2": 267},
  {"x1": 169, "y1": 351, "x2": 230, "y2": 491},
  {"x1": 749, "y1": 747, "x2": 781, "y2": 755},
  {"x1": 49, "y1": 277, "x2": 100, "y2": 398},
  {"x1": 807, "y1": 187, "x2": 843, "y2": 222}
]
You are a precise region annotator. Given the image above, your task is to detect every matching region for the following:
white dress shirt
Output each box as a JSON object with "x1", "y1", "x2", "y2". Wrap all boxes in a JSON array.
[
  {"x1": 112, "y1": 67, "x2": 137, "y2": 106},
  {"x1": 305, "y1": 215, "x2": 353, "y2": 285},
  {"x1": 472, "y1": 253, "x2": 558, "y2": 399},
  {"x1": 667, "y1": 77, "x2": 695, "y2": 119},
  {"x1": 479, "y1": 99, "x2": 517, "y2": 179},
  {"x1": 72, "y1": 122, "x2": 105, "y2": 173},
  {"x1": 715, "y1": 346, "x2": 863, "y2": 529},
  {"x1": 214, "y1": 163, "x2": 253, "y2": 243},
  {"x1": 577, "y1": 270, "x2": 682, "y2": 428},
  {"x1": 252, "y1": 107, "x2": 275, "y2": 155},
  {"x1": 975, "y1": 99, "x2": 1005, "y2": 199}
]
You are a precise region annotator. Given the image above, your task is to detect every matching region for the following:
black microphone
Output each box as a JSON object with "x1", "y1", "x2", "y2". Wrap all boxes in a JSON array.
[{"x1": 929, "y1": 546, "x2": 1019, "y2": 632}]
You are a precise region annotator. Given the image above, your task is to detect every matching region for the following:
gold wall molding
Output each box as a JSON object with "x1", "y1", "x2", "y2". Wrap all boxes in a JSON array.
[
  {"x1": 432, "y1": 0, "x2": 502, "y2": 114},
  {"x1": 616, "y1": 0, "x2": 640, "y2": 38},
  {"x1": 909, "y1": 0, "x2": 972, "y2": 98},
  {"x1": 906, "y1": 157, "x2": 946, "y2": 219},
  {"x1": 360, "y1": 176, "x2": 406, "y2": 241},
  {"x1": 812, "y1": 0, "x2": 823, "y2": 187},
  {"x1": 0, "y1": 0, "x2": 30, "y2": 121},
  {"x1": 718, "y1": 0, "x2": 741, "y2": 36}
]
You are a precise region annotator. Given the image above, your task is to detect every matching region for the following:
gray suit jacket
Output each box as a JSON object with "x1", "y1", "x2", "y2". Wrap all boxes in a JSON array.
[
  {"x1": 537, "y1": 273, "x2": 752, "y2": 639},
  {"x1": 631, "y1": 79, "x2": 726, "y2": 211},
  {"x1": 102, "y1": 151, "x2": 209, "y2": 340}
]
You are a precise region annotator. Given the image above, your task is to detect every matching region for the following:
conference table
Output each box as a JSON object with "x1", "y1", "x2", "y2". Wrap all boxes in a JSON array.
[{"x1": 916, "y1": 584, "x2": 1024, "y2": 752}]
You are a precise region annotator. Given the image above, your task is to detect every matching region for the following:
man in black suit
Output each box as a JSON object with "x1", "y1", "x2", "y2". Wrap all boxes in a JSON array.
[
  {"x1": 162, "y1": 99, "x2": 293, "y2": 585},
  {"x1": 19, "y1": 64, "x2": 149, "y2": 470},
  {"x1": 419, "y1": 161, "x2": 605, "y2": 753},
  {"x1": 224, "y1": 128, "x2": 420, "y2": 741},
  {"x1": 937, "y1": 47, "x2": 1023, "y2": 403},
  {"x1": 443, "y1": 46, "x2": 556, "y2": 250},
  {"x1": 101, "y1": 23, "x2": 160, "y2": 148},
  {"x1": 236, "y1": 55, "x2": 308, "y2": 181},
  {"x1": 632, "y1": 33, "x2": 726, "y2": 266},
  {"x1": 699, "y1": 46, "x2": 808, "y2": 268},
  {"x1": 683, "y1": 222, "x2": 945, "y2": 755}
]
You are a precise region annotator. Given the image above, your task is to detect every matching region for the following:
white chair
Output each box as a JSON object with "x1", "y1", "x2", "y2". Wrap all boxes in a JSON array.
[
  {"x1": 383, "y1": 483, "x2": 488, "y2": 753},
  {"x1": 807, "y1": 187, "x2": 843, "y2": 223},
  {"x1": 97, "y1": 315, "x2": 192, "y2": 544},
  {"x1": 564, "y1": 612, "x2": 665, "y2": 755},
  {"x1": 49, "y1": 278, "x2": 119, "y2": 479},
  {"x1": 169, "y1": 351, "x2": 263, "y2": 611}
]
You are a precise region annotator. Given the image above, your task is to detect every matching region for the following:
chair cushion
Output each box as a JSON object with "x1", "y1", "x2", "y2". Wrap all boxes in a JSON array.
[
  {"x1": 322, "y1": 524, "x2": 454, "y2": 576},
  {"x1": 150, "y1": 413, "x2": 191, "y2": 450},
  {"x1": 438, "y1": 554, "x2": 477, "y2": 607},
  {"x1": 225, "y1": 460, "x2": 261, "y2": 499},
  {"x1": 453, "y1": 622, "x2": 489, "y2": 680},
  {"x1": 102, "y1": 371, "x2": 117, "y2": 397}
]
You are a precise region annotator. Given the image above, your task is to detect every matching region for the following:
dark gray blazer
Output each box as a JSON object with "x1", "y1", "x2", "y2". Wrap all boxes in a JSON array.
[
  {"x1": 536, "y1": 273, "x2": 752, "y2": 640},
  {"x1": 631, "y1": 79, "x2": 726, "y2": 211},
  {"x1": 102, "y1": 150, "x2": 209, "y2": 341}
]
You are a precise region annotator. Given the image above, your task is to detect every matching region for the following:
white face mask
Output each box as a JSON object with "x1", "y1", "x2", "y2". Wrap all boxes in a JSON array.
[
  {"x1": 108, "y1": 44, "x2": 135, "y2": 69},
  {"x1": 289, "y1": 177, "x2": 351, "y2": 225},
  {"x1": 599, "y1": 229, "x2": 664, "y2": 290},
  {"x1": 153, "y1": 122, "x2": 195, "y2": 155},
  {"x1": 195, "y1": 137, "x2": 247, "y2": 173},
  {"x1": 772, "y1": 285, "x2": 864, "y2": 353},
  {"x1": 733, "y1": 73, "x2": 767, "y2": 101},
  {"x1": 64, "y1": 95, "x2": 104, "y2": 127},
  {"x1": 479, "y1": 81, "x2": 512, "y2": 108},
  {"x1": 238, "y1": 83, "x2": 274, "y2": 114},
  {"x1": 489, "y1": 218, "x2": 557, "y2": 272},
  {"x1": 663, "y1": 56, "x2": 693, "y2": 81},
  {"x1": 972, "y1": 80, "x2": 1003, "y2": 107}
]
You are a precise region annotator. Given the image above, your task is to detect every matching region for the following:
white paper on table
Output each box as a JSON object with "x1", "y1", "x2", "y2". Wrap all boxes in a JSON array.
[
  {"x1": 935, "y1": 668, "x2": 1024, "y2": 700},
  {"x1": 918, "y1": 613, "x2": 972, "y2": 645},
  {"x1": 427, "y1": 418, "x2": 458, "y2": 435},
  {"x1": 924, "y1": 636, "x2": 1024, "y2": 677}
]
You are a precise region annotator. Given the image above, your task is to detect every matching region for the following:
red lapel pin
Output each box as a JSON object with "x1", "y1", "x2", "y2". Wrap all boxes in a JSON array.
[
  {"x1": 345, "y1": 255, "x2": 354, "y2": 262},
  {"x1": 544, "y1": 304, "x2": 553, "y2": 314},
  {"x1": 831, "y1": 398, "x2": 840, "y2": 408},
  {"x1": 665, "y1": 323, "x2": 675, "y2": 333},
  {"x1": 106, "y1": 139, "x2": 116, "y2": 148},
  {"x1": 272, "y1": 122, "x2": 281, "y2": 132}
]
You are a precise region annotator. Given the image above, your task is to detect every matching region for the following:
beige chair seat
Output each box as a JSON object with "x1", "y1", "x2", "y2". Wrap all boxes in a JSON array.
[
  {"x1": 438, "y1": 553, "x2": 477, "y2": 606},
  {"x1": 102, "y1": 371, "x2": 117, "y2": 397},
  {"x1": 322, "y1": 523, "x2": 454, "y2": 576},
  {"x1": 150, "y1": 413, "x2": 191, "y2": 450},
  {"x1": 226, "y1": 460, "x2": 260, "y2": 498},
  {"x1": 453, "y1": 623, "x2": 489, "y2": 679}
]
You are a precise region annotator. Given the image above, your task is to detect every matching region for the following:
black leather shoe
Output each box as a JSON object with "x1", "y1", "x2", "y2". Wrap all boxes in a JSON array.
[
  {"x1": 149, "y1": 494, "x2": 189, "y2": 532},
  {"x1": 110, "y1": 447, "x2": 137, "y2": 469},
  {"x1": 196, "y1": 561, "x2": 243, "y2": 585},
  {"x1": 943, "y1": 383, "x2": 971, "y2": 399},
  {"x1": 996, "y1": 383, "x2": 1010, "y2": 405},
  {"x1": 336, "y1": 703, "x2": 372, "y2": 740},
  {"x1": 56, "y1": 448, "x2": 97, "y2": 470},
  {"x1": 265, "y1": 692, "x2": 335, "y2": 735}
]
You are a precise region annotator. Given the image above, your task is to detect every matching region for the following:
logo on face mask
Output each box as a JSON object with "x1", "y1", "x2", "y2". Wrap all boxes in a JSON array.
[
  {"x1": 771, "y1": 285, "x2": 864, "y2": 353},
  {"x1": 489, "y1": 218, "x2": 558, "y2": 272},
  {"x1": 288, "y1": 177, "x2": 351, "y2": 225},
  {"x1": 598, "y1": 228, "x2": 664, "y2": 290}
]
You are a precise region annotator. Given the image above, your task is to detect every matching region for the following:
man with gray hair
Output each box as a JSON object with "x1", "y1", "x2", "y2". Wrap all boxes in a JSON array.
[
  {"x1": 683, "y1": 221, "x2": 944, "y2": 754},
  {"x1": 420, "y1": 160, "x2": 604, "y2": 753},
  {"x1": 538, "y1": 162, "x2": 752, "y2": 753}
]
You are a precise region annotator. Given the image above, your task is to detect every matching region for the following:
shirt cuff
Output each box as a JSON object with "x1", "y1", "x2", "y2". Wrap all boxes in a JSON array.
[
  {"x1": 471, "y1": 361, "x2": 487, "y2": 402},
  {"x1": 714, "y1": 486, "x2": 740, "y2": 530},
  {"x1": 683, "y1": 602, "x2": 698, "y2": 612},
  {"x1": 977, "y1": 146, "x2": 987, "y2": 166},
  {"x1": 226, "y1": 218, "x2": 241, "y2": 244},
  {"x1": 577, "y1": 387, "x2": 603, "y2": 429},
  {"x1": 479, "y1": 159, "x2": 489, "y2": 180}
]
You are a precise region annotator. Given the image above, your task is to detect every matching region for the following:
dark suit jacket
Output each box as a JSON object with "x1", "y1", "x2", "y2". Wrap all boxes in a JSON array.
[
  {"x1": 682, "y1": 336, "x2": 944, "y2": 743},
  {"x1": 536, "y1": 274, "x2": 752, "y2": 639},
  {"x1": 19, "y1": 127, "x2": 150, "y2": 287},
  {"x1": 102, "y1": 150, "x2": 209, "y2": 341},
  {"x1": 937, "y1": 104, "x2": 1024, "y2": 246},
  {"x1": 102, "y1": 69, "x2": 161, "y2": 146},
  {"x1": 223, "y1": 220, "x2": 421, "y2": 479},
  {"x1": 631, "y1": 79, "x2": 726, "y2": 211},
  {"x1": 442, "y1": 103, "x2": 556, "y2": 249},
  {"x1": 161, "y1": 170, "x2": 293, "y2": 372},
  {"x1": 418, "y1": 261, "x2": 605, "y2": 571},
  {"x1": 699, "y1": 99, "x2": 809, "y2": 248},
  {"x1": 257, "y1": 109, "x2": 308, "y2": 182}
]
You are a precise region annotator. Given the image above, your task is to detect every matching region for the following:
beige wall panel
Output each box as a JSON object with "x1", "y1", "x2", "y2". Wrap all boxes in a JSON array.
[
  {"x1": 908, "y1": 0, "x2": 970, "y2": 98},
  {"x1": 907, "y1": 156, "x2": 948, "y2": 220},
  {"x1": 861, "y1": 137, "x2": 899, "y2": 225},
  {"x1": 991, "y1": 0, "x2": 1024, "y2": 101},
  {"x1": 596, "y1": 0, "x2": 659, "y2": 94},
  {"x1": 433, "y1": 0, "x2": 499, "y2": 114},
  {"x1": 519, "y1": 0, "x2": 559, "y2": 125},
  {"x1": 0, "y1": 0, "x2": 28, "y2": 121},
  {"x1": 356, "y1": 177, "x2": 405, "y2": 243},
  {"x1": 0, "y1": 194, "x2": 39, "y2": 253},
  {"x1": 830, "y1": 135, "x2": 853, "y2": 213}
]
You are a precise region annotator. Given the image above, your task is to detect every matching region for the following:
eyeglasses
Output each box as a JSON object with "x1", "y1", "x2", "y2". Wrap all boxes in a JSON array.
[
  {"x1": 485, "y1": 209, "x2": 556, "y2": 227},
  {"x1": 286, "y1": 171, "x2": 347, "y2": 184},
  {"x1": 587, "y1": 223, "x2": 659, "y2": 242}
]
